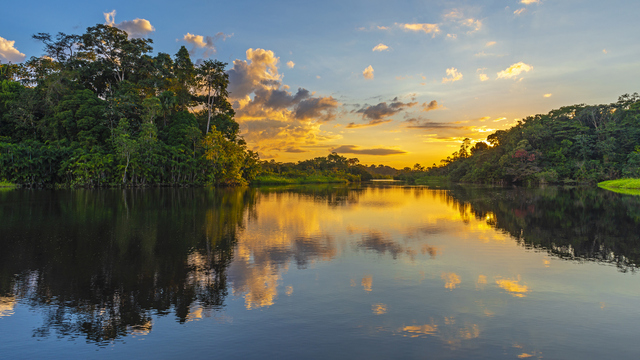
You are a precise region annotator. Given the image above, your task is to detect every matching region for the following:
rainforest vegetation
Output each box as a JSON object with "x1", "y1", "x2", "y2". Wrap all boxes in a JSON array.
[
  {"x1": 419, "y1": 93, "x2": 640, "y2": 184},
  {"x1": 0, "y1": 24, "x2": 260, "y2": 186}
]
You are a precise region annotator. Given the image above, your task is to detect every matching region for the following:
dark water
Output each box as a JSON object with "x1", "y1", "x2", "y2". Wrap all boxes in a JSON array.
[{"x1": 1, "y1": 184, "x2": 639, "y2": 359}]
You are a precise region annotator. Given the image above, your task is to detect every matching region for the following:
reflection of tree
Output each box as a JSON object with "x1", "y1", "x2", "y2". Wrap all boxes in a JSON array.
[
  {"x1": 444, "y1": 186, "x2": 640, "y2": 272},
  {"x1": 256, "y1": 184, "x2": 365, "y2": 207},
  {"x1": 0, "y1": 188, "x2": 257, "y2": 344}
]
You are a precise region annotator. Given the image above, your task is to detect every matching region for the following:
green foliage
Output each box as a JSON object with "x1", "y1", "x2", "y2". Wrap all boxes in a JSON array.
[
  {"x1": 254, "y1": 152, "x2": 367, "y2": 185},
  {"x1": 429, "y1": 93, "x2": 640, "y2": 184},
  {"x1": 598, "y1": 179, "x2": 640, "y2": 195},
  {"x1": 1, "y1": 24, "x2": 257, "y2": 187}
]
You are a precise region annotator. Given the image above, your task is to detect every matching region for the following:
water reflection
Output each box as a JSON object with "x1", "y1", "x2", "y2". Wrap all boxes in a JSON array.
[
  {"x1": 444, "y1": 185, "x2": 640, "y2": 271},
  {"x1": 0, "y1": 184, "x2": 639, "y2": 351},
  {"x1": 0, "y1": 188, "x2": 255, "y2": 344}
]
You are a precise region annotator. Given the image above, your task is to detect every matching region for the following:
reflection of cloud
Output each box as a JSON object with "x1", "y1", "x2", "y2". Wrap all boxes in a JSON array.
[
  {"x1": 286, "y1": 286, "x2": 294, "y2": 296},
  {"x1": 442, "y1": 67, "x2": 463, "y2": 83},
  {"x1": 362, "y1": 275, "x2": 373, "y2": 292},
  {"x1": 497, "y1": 62, "x2": 533, "y2": 79},
  {"x1": 495, "y1": 277, "x2": 530, "y2": 297},
  {"x1": 0, "y1": 36, "x2": 26, "y2": 62},
  {"x1": 0, "y1": 296, "x2": 15, "y2": 317},
  {"x1": 400, "y1": 324, "x2": 438, "y2": 337},
  {"x1": 372, "y1": 303, "x2": 387, "y2": 315},
  {"x1": 331, "y1": 145, "x2": 407, "y2": 156},
  {"x1": 476, "y1": 275, "x2": 487, "y2": 289},
  {"x1": 441, "y1": 272, "x2": 461, "y2": 290},
  {"x1": 104, "y1": 10, "x2": 155, "y2": 38},
  {"x1": 363, "y1": 65, "x2": 374, "y2": 80},
  {"x1": 358, "y1": 231, "x2": 405, "y2": 258}
]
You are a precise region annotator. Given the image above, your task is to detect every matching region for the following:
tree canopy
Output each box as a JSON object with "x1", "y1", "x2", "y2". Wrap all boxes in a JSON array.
[{"x1": 0, "y1": 24, "x2": 257, "y2": 187}]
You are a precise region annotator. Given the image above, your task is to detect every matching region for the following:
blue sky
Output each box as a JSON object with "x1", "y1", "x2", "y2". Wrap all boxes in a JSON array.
[{"x1": 2, "y1": 0, "x2": 639, "y2": 166}]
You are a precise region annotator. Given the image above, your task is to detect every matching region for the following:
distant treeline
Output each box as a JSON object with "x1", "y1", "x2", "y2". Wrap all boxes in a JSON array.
[
  {"x1": 424, "y1": 94, "x2": 640, "y2": 184},
  {"x1": 0, "y1": 24, "x2": 259, "y2": 187}
]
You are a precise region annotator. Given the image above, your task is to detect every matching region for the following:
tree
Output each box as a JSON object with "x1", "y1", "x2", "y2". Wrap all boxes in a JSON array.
[{"x1": 196, "y1": 59, "x2": 231, "y2": 134}]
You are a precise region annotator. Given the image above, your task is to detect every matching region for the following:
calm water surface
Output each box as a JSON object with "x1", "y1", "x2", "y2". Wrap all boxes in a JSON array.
[{"x1": 1, "y1": 184, "x2": 640, "y2": 359}]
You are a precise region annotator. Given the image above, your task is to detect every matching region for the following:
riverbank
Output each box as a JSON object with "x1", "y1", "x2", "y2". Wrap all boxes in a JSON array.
[
  {"x1": 598, "y1": 179, "x2": 640, "y2": 195},
  {"x1": 251, "y1": 174, "x2": 351, "y2": 185}
]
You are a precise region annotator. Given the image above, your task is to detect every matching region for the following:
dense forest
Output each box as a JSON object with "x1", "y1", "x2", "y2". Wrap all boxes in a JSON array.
[
  {"x1": 423, "y1": 94, "x2": 640, "y2": 184},
  {"x1": 0, "y1": 24, "x2": 260, "y2": 186}
]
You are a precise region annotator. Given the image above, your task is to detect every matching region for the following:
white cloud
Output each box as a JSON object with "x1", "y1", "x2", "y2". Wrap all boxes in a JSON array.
[
  {"x1": 461, "y1": 18, "x2": 482, "y2": 33},
  {"x1": 287, "y1": 61, "x2": 295, "y2": 68},
  {"x1": 226, "y1": 48, "x2": 340, "y2": 158},
  {"x1": 103, "y1": 10, "x2": 155, "y2": 38},
  {"x1": 372, "y1": 43, "x2": 389, "y2": 52},
  {"x1": 514, "y1": 8, "x2": 527, "y2": 15},
  {"x1": 447, "y1": 34, "x2": 458, "y2": 39},
  {"x1": 183, "y1": 32, "x2": 232, "y2": 58},
  {"x1": 399, "y1": 23, "x2": 441, "y2": 37},
  {"x1": 497, "y1": 62, "x2": 533, "y2": 79},
  {"x1": 0, "y1": 36, "x2": 26, "y2": 63},
  {"x1": 442, "y1": 67, "x2": 462, "y2": 83},
  {"x1": 363, "y1": 65, "x2": 374, "y2": 80}
]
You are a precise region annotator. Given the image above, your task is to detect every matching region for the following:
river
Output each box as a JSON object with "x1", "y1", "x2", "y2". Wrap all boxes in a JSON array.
[{"x1": 1, "y1": 184, "x2": 639, "y2": 359}]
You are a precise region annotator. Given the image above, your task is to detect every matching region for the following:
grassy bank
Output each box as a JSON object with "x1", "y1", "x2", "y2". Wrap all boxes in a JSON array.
[
  {"x1": 251, "y1": 174, "x2": 350, "y2": 185},
  {"x1": 0, "y1": 181, "x2": 17, "y2": 191},
  {"x1": 598, "y1": 179, "x2": 640, "y2": 195}
]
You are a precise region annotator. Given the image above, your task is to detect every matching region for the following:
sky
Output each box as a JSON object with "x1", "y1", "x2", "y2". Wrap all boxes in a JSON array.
[{"x1": 1, "y1": 0, "x2": 640, "y2": 168}]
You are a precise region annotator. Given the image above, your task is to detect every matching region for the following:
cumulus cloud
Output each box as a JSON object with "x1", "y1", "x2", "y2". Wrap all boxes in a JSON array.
[
  {"x1": 372, "y1": 43, "x2": 389, "y2": 52},
  {"x1": 356, "y1": 99, "x2": 417, "y2": 120},
  {"x1": 461, "y1": 18, "x2": 482, "y2": 33},
  {"x1": 497, "y1": 62, "x2": 533, "y2": 79},
  {"x1": 442, "y1": 67, "x2": 463, "y2": 83},
  {"x1": 295, "y1": 97, "x2": 339, "y2": 122},
  {"x1": 422, "y1": 100, "x2": 442, "y2": 112},
  {"x1": 331, "y1": 145, "x2": 407, "y2": 156},
  {"x1": 227, "y1": 48, "x2": 340, "y2": 158},
  {"x1": 0, "y1": 36, "x2": 26, "y2": 63},
  {"x1": 287, "y1": 61, "x2": 295, "y2": 68},
  {"x1": 104, "y1": 10, "x2": 155, "y2": 38},
  {"x1": 183, "y1": 32, "x2": 232, "y2": 58},
  {"x1": 363, "y1": 65, "x2": 374, "y2": 80},
  {"x1": 399, "y1": 23, "x2": 441, "y2": 37}
]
